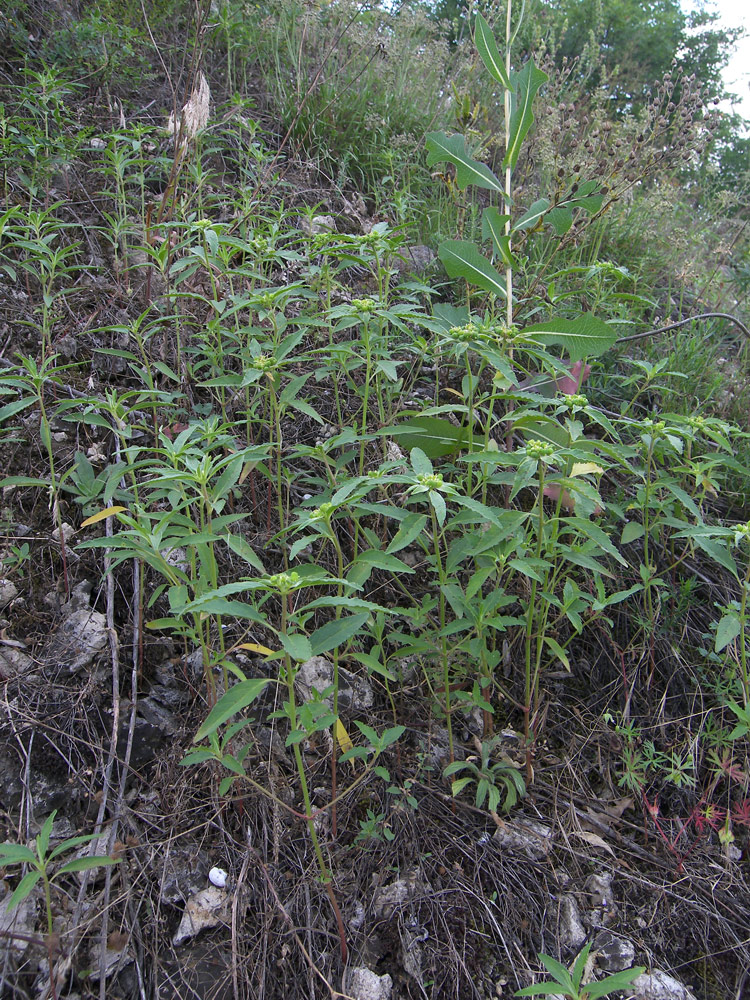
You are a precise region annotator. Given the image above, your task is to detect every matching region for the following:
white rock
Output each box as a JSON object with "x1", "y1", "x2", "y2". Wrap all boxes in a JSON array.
[
  {"x1": 44, "y1": 607, "x2": 108, "y2": 673},
  {"x1": 372, "y1": 869, "x2": 429, "y2": 919},
  {"x1": 0, "y1": 885, "x2": 38, "y2": 956},
  {"x1": 51, "y1": 522, "x2": 75, "y2": 544},
  {"x1": 208, "y1": 866, "x2": 228, "y2": 888},
  {"x1": 559, "y1": 894, "x2": 587, "y2": 951},
  {"x1": 0, "y1": 579, "x2": 18, "y2": 604},
  {"x1": 584, "y1": 871, "x2": 619, "y2": 928},
  {"x1": 345, "y1": 967, "x2": 392, "y2": 1000},
  {"x1": 295, "y1": 656, "x2": 373, "y2": 710},
  {"x1": 631, "y1": 971, "x2": 697, "y2": 1000},
  {"x1": 172, "y1": 885, "x2": 232, "y2": 946},
  {"x1": 87, "y1": 944, "x2": 133, "y2": 982},
  {"x1": 349, "y1": 899, "x2": 366, "y2": 931},
  {"x1": 311, "y1": 215, "x2": 336, "y2": 234},
  {"x1": 593, "y1": 930, "x2": 636, "y2": 971},
  {"x1": 493, "y1": 817, "x2": 553, "y2": 859},
  {"x1": 0, "y1": 645, "x2": 34, "y2": 679}
]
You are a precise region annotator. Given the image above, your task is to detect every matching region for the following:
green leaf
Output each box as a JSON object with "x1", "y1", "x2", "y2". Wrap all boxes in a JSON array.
[
  {"x1": 390, "y1": 416, "x2": 483, "y2": 458},
  {"x1": 56, "y1": 856, "x2": 120, "y2": 874},
  {"x1": 0, "y1": 397, "x2": 36, "y2": 422},
  {"x1": 482, "y1": 207, "x2": 515, "y2": 266},
  {"x1": 451, "y1": 777, "x2": 474, "y2": 797},
  {"x1": 280, "y1": 632, "x2": 313, "y2": 662},
  {"x1": 410, "y1": 446, "x2": 433, "y2": 476},
  {"x1": 379, "y1": 725, "x2": 405, "y2": 749},
  {"x1": 584, "y1": 968, "x2": 645, "y2": 1000},
  {"x1": 474, "y1": 13, "x2": 511, "y2": 88},
  {"x1": 309, "y1": 612, "x2": 369, "y2": 656},
  {"x1": 430, "y1": 489, "x2": 447, "y2": 526},
  {"x1": 688, "y1": 534, "x2": 738, "y2": 577},
  {"x1": 47, "y1": 833, "x2": 105, "y2": 861},
  {"x1": 538, "y1": 953, "x2": 575, "y2": 991},
  {"x1": 621, "y1": 521, "x2": 645, "y2": 545},
  {"x1": 184, "y1": 598, "x2": 265, "y2": 621},
  {"x1": 0, "y1": 843, "x2": 37, "y2": 865},
  {"x1": 513, "y1": 414, "x2": 570, "y2": 449},
  {"x1": 715, "y1": 612, "x2": 741, "y2": 653},
  {"x1": 385, "y1": 512, "x2": 427, "y2": 554},
  {"x1": 513, "y1": 198, "x2": 550, "y2": 231},
  {"x1": 438, "y1": 240, "x2": 508, "y2": 299},
  {"x1": 194, "y1": 679, "x2": 273, "y2": 741},
  {"x1": 0, "y1": 476, "x2": 50, "y2": 489},
  {"x1": 36, "y1": 812, "x2": 56, "y2": 861},
  {"x1": 180, "y1": 749, "x2": 216, "y2": 766},
  {"x1": 353, "y1": 721, "x2": 377, "y2": 745},
  {"x1": 8, "y1": 870, "x2": 42, "y2": 910},
  {"x1": 356, "y1": 549, "x2": 415, "y2": 574},
  {"x1": 524, "y1": 313, "x2": 617, "y2": 361},
  {"x1": 544, "y1": 636, "x2": 570, "y2": 670},
  {"x1": 224, "y1": 533, "x2": 265, "y2": 572},
  {"x1": 545, "y1": 205, "x2": 573, "y2": 235},
  {"x1": 514, "y1": 983, "x2": 574, "y2": 997},
  {"x1": 504, "y1": 59, "x2": 548, "y2": 171},
  {"x1": 425, "y1": 132, "x2": 504, "y2": 194},
  {"x1": 352, "y1": 650, "x2": 396, "y2": 681}
]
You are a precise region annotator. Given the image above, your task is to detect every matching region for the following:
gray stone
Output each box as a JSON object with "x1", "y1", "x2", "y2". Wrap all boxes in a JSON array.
[
  {"x1": 394, "y1": 244, "x2": 436, "y2": 276},
  {"x1": 559, "y1": 894, "x2": 587, "y2": 951},
  {"x1": 300, "y1": 214, "x2": 337, "y2": 235},
  {"x1": 295, "y1": 655, "x2": 373, "y2": 710},
  {"x1": 400, "y1": 920, "x2": 428, "y2": 981},
  {"x1": 372, "y1": 869, "x2": 429, "y2": 919},
  {"x1": 345, "y1": 967, "x2": 393, "y2": 1000},
  {"x1": 0, "y1": 579, "x2": 18, "y2": 604},
  {"x1": 593, "y1": 930, "x2": 636, "y2": 971},
  {"x1": 0, "y1": 885, "x2": 39, "y2": 956},
  {"x1": 631, "y1": 971, "x2": 697, "y2": 1000},
  {"x1": 0, "y1": 644, "x2": 34, "y2": 680},
  {"x1": 137, "y1": 696, "x2": 180, "y2": 735},
  {"x1": 493, "y1": 816, "x2": 553, "y2": 860},
  {"x1": 43, "y1": 606, "x2": 108, "y2": 674},
  {"x1": 172, "y1": 886, "x2": 233, "y2": 946},
  {"x1": 584, "y1": 872, "x2": 618, "y2": 927},
  {"x1": 157, "y1": 843, "x2": 212, "y2": 904}
]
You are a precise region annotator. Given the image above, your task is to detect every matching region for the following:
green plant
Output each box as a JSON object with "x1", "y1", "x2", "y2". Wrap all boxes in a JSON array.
[
  {"x1": 0, "y1": 353, "x2": 86, "y2": 592},
  {"x1": 7, "y1": 208, "x2": 84, "y2": 358},
  {"x1": 515, "y1": 943, "x2": 644, "y2": 999},
  {"x1": 444, "y1": 736, "x2": 526, "y2": 813},
  {"x1": 1, "y1": 540, "x2": 30, "y2": 577},
  {"x1": 0, "y1": 811, "x2": 119, "y2": 936}
]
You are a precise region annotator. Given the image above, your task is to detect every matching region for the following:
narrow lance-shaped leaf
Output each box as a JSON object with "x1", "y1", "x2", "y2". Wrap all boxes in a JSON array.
[
  {"x1": 482, "y1": 208, "x2": 515, "y2": 267},
  {"x1": 523, "y1": 314, "x2": 617, "y2": 361},
  {"x1": 474, "y1": 13, "x2": 511, "y2": 89},
  {"x1": 195, "y1": 678, "x2": 273, "y2": 741},
  {"x1": 426, "y1": 132, "x2": 505, "y2": 196},
  {"x1": 439, "y1": 241, "x2": 508, "y2": 300},
  {"x1": 57, "y1": 856, "x2": 120, "y2": 874},
  {"x1": 8, "y1": 870, "x2": 42, "y2": 910},
  {"x1": 504, "y1": 59, "x2": 548, "y2": 171},
  {"x1": 309, "y1": 612, "x2": 369, "y2": 657}
]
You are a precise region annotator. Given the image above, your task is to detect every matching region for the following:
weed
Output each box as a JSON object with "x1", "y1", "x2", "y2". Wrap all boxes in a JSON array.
[
  {"x1": 515, "y1": 942, "x2": 644, "y2": 999},
  {"x1": 0, "y1": 811, "x2": 119, "y2": 937}
]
